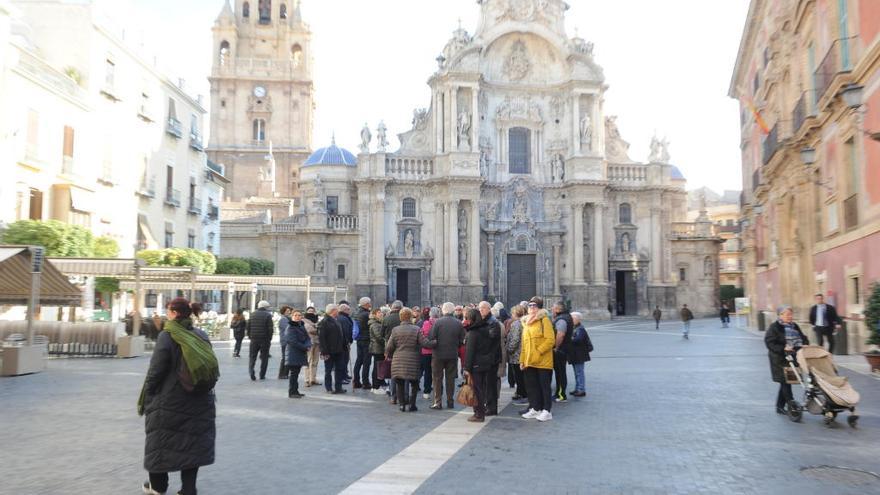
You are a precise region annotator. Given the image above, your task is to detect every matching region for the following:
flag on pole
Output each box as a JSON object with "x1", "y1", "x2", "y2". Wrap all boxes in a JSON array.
[{"x1": 738, "y1": 86, "x2": 770, "y2": 135}]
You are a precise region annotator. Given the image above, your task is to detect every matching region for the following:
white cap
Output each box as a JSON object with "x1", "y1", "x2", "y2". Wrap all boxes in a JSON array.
[{"x1": 257, "y1": 300, "x2": 271, "y2": 309}]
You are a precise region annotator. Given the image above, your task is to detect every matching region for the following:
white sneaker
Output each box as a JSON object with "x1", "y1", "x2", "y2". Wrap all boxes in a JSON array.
[
  {"x1": 142, "y1": 482, "x2": 164, "y2": 494},
  {"x1": 422, "y1": 393, "x2": 430, "y2": 399},
  {"x1": 372, "y1": 388, "x2": 385, "y2": 395},
  {"x1": 536, "y1": 410, "x2": 553, "y2": 422},
  {"x1": 521, "y1": 408, "x2": 540, "y2": 419}
]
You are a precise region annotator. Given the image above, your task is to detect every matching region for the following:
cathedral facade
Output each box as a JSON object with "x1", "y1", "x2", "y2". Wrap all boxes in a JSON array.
[{"x1": 219, "y1": 0, "x2": 721, "y2": 318}]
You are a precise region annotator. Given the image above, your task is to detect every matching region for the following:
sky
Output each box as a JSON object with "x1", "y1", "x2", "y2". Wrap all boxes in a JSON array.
[{"x1": 124, "y1": 0, "x2": 750, "y2": 194}]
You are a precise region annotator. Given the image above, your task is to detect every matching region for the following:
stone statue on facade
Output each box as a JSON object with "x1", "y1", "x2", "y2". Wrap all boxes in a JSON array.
[
  {"x1": 503, "y1": 40, "x2": 531, "y2": 81},
  {"x1": 377, "y1": 120, "x2": 389, "y2": 152},
  {"x1": 579, "y1": 113, "x2": 591, "y2": 147},
  {"x1": 550, "y1": 154, "x2": 565, "y2": 182},
  {"x1": 412, "y1": 108, "x2": 429, "y2": 131},
  {"x1": 359, "y1": 123, "x2": 371, "y2": 153},
  {"x1": 704, "y1": 256, "x2": 714, "y2": 277},
  {"x1": 621, "y1": 233, "x2": 631, "y2": 253},
  {"x1": 386, "y1": 242, "x2": 395, "y2": 258},
  {"x1": 485, "y1": 202, "x2": 498, "y2": 221},
  {"x1": 404, "y1": 230, "x2": 415, "y2": 258},
  {"x1": 459, "y1": 240, "x2": 468, "y2": 268},
  {"x1": 513, "y1": 187, "x2": 529, "y2": 224},
  {"x1": 648, "y1": 135, "x2": 662, "y2": 163},
  {"x1": 660, "y1": 137, "x2": 671, "y2": 163},
  {"x1": 458, "y1": 207, "x2": 468, "y2": 235},
  {"x1": 313, "y1": 252, "x2": 325, "y2": 273},
  {"x1": 457, "y1": 111, "x2": 472, "y2": 151}
]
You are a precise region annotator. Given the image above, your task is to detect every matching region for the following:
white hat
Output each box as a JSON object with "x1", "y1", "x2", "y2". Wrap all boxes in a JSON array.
[{"x1": 257, "y1": 300, "x2": 271, "y2": 309}]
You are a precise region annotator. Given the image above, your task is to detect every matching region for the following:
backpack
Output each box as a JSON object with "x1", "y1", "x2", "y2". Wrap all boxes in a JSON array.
[
  {"x1": 352, "y1": 319, "x2": 361, "y2": 340},
  {"x1": 177, "y1": 347, "x2": 218, "y2": 394}
]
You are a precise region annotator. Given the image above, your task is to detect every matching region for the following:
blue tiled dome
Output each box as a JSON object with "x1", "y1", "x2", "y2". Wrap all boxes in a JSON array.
[
  {"x1": 670, "y1": 166, "x2": 685, "y2": 180},
  {"x1": 303, "y1": 138, "x2": 357, "y2": 167}
]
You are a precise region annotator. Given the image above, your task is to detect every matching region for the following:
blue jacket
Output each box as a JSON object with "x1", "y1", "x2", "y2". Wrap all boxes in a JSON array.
[
  {"x1": 279, "y1": 316, "x2": 292, "y2": 346},
  {"x1": 285, "y1": 320, "x2": 311, "y2": 367}
]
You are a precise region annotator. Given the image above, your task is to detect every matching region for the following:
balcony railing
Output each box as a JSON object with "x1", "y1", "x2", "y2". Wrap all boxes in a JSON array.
[
  {"x1": 137, "y1": 176, "x2": 156, "y2": 198},
  {"x1": 815, "y1": 37, "x2": 855, "y2": 101},
  {"x1": 189, "y1": 133, "x2": 204, "y2": 152},
  {"x1": 98, "y1": 162, "x2": 115, "y2": 185},
  {"x1": 792, "y1": 92, "x2": 816, "y2": 134},
  {"x1": 762, "y1": 123, "x2": 780, "y2": 165},
  {"x1": 844, "y1": 194, "x2": 859, "y2": 230},
  {"x1": 608, "y1": 164, "x2": 648, "y2": 182},
  {"x1": 207, "y1": 205, "x2": 219, "y2": 220},
  {"x1": 165, "y1": 118, "x2": 183, "y2": 138},
  {"x1": 385, "y1": 157, "x2": 434, "y2": 179},
  {"x1": 164, "y1": 188, "x2": 181, "y2": 207},
  {"x1": 327, "y1": 215, "x2": 358, "y2": 231},
  {"x1": 187, "y1": 196, "x2": 202, "y2": 215}
]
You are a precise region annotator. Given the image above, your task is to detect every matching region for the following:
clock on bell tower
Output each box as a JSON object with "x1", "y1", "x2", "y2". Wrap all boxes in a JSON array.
[{"x1": 207, "y1": 0, "x2": 314, "y2": 201}]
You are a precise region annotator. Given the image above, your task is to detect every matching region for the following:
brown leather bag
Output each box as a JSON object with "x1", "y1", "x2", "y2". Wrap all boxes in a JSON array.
[{"x1": 456, "y1": 374, "x2": 478, "y2": 407}]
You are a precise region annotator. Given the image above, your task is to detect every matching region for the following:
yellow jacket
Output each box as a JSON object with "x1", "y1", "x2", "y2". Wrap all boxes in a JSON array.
[{"x1": 519, "y1": 310, "x2": 555, "y2": 370}]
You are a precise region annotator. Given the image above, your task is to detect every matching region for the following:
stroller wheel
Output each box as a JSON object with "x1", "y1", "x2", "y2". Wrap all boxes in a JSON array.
[
  {"x1": 787, "y1": 400, "x2": 803, "y2": 423},
  {"x1": 847, "y1": 415, "x2": 859, "y2": 428}
]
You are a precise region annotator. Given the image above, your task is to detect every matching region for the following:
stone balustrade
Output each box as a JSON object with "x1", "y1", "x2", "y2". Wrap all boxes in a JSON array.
[
  {"x1": 608, "y1": 164, "x2": 648, "y2": 182},
  {"x1": 385, "y1": 157, "x2": 434, "y2": 180},
  {"x1": 327, "y1": 215, "x2": 358, "y2": 231}
]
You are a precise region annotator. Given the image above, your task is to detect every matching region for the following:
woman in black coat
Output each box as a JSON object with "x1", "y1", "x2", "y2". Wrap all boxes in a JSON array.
[
  {"x1": 463, "y1": 309, "x2": 493, "y2": 423},
  {"x1": 142, "y1": 298, "x2": 216, "y2": 495},
  {"x1": 231, "y1": 308, "x2": 247, "y2": 358},
  {"x1": 764, "y1": 305, "x2": 809, "y2": 415},
  {"x1": 286, "y1": 310, "x2": 311, "y2": 398}
]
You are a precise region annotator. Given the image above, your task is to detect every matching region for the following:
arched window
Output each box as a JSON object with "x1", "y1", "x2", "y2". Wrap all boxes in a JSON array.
[
  {"x1": 619, "y1": 203, "x2": 632, "y2": 224},
  {"x1": 280, "y1": 3, "x2": 287, "y2": 19},
  {"x1": 516, "y1": 236, "x2": 529, "y2": 252},
  {"x1": 253, "y1": 119, "x2": 266, "y2": 142},
  {"x1": 402, "y1": 198, "x2": 416, "y2": 218},
  {"x1": 258, "y1": 0, "x2": 271, "y2": 24},
  {"x1": 291, "y1": 44, "x2": 303, "y2": 67},
  {"x1": 219, "y1": 41, "x2": 230, "y2": 67},
  {"x1": 242, "y1": 1, "x2": 250, "y2": 17},
  {"x1": 509, "y1": 127, "x2": 531, "y2": 174}
]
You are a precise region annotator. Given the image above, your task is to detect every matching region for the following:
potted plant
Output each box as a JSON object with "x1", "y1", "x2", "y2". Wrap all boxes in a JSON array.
[{"x1": 864, "y1": 282, "x2": 880, "y2": 372}]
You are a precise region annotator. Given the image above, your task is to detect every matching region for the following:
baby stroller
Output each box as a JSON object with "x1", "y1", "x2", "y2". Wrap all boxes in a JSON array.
[{"x1": 784, "y1": 345, "x2": 860, "y2": 427}]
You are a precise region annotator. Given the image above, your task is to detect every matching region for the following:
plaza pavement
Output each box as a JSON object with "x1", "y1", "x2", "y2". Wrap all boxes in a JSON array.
[{"x1": 1, "y1": 318, "x2": 879, "y2": 494}]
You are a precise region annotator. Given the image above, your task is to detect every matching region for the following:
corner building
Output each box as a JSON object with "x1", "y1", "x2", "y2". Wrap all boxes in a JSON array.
[{"x1": 222, "y1": 0, "x2": 721, "y2": 317}]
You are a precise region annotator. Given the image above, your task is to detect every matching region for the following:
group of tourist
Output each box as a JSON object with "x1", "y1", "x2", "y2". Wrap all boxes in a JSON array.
[{"x1": 263, "y1": 296, "x2": 594, "y2": 423}]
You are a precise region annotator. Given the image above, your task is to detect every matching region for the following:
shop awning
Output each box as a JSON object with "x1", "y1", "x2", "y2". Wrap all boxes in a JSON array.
[
  {"x1": 137, "y1": 214, "x2": 159, "y2": 250},
  {"x1": 0, "y1": 246, "x2": 82, "y2": 306},
  {"x1": 69, "y1": 187, "x2": 95, "y2": 212}
]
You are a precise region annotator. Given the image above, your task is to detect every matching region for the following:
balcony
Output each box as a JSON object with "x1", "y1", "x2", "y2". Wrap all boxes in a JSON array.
[
  {"x1": 762, "y1": 123, "x2": 780, "y2": 165},
  {"x1": 608, "y1": 164, "x2": 648, "y2": 183},
  {"x1": 100, "y1": 85, "x2": 121, "y2": 102},
  {"x1": 207, "y1": 204, "x2": 219, "y2": 220},
  {"x1": 187, "y1": 196, "x2": 202, "y2": 215},
  {"x1": 97, "y1": 162, "x2": 115, "y2": 185},
  {"x1": 844, "y1": 194, "x2": 859, "y2": 231},
  {"x1": 137, "y1": 104, "x2": 154, "y2": 122},
  {"x1": 165, "y1": 118, "x2": 183, "y2": 138},
  {"x1": 327, "y1": 215, "x2": 358, "y2": 231},
  {"x1": 385, "y1": 157, "x2": 434, "y2": 180},
  {"x1": 189, "y1": 133, "x2": 204, "y2": 152},
  {"x1": 164, "y1": 188, "x2": 181, "y2": 208},
  {"x1": 792, "y1": 92, "x2": 816, "y2": 134},
  {"x1": 814, "y1": 37, "x2": 855, "y2": 102},
  {"x1": 137, "y1": 176, "x2": 156, "y2": 198}
]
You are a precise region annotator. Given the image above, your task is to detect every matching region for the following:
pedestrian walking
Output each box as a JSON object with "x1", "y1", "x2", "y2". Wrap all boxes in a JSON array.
[
  {"x1": 424, "y1": 302, "x2": 465, "y2": 410},
  {"x1": 385, "y1": 308, "x2": 423, "y2": 412},
  {"x1": 139, "y1": 297, "x2": 218, "y2": 495},
  {"x1": 368, "y1": 308, "x2": 388, "y2": 394},
  {"x1": 353, "y1": 297, "x2": 373, "y2": 389},
  {"x1": 277, "y1": 305, "x2": 293, "y2": 379},
  {"x1": 809, "y1": 293, "x2": 842, "y2": 354},
  {"x1": 652, "y1": 305, "x2": 662, "y2": 330},
  {"x1": 506, "y1": 304, "x2": 527, "y2": 402},
  {"x1": 568, "y1": 312, "x2": 593, "y2": 398},
  {"x1": 337, "y1": 304, "x2": 355, "y2": 384},
  {"x1": 519, "y1": 297, "x2": 556, "y2": 422},
  {"x1": 383, "y1": 301, "x2": 403, "y2": 401},
  {"x1": 247, "y1": 300, "x2": 274, "y2": 380},
  {"x1": 479, "y1": 301, "x2": 504, "y2": 416},
  {"x1": 418, "y1": 307, "x2": 439, "y2": 400},
  {"x1": 680, "y1": 304, "x2": 694, "y2": 339},
  {"x1": 720, "y1": 303, "x2": 731, "y2": 328},
  {"x1": 303, "y1": 307, "x2": 322, "y2": 387},
  {"x1": 463, "y1": 308, "x2": 493, "y2": 422},
  {"x1": 285, "y1": 310, "x2": 310, "y2": 399},
  {"x1": 551, "y1": 301, "x2": 574, "y2": 403},
  {"x1": 318, "y1": 304, "x2": 347, "y2": 394},
  {"x1": 765, "y1": 305, "x2": 809, "y2": 414},
  {"x1": 230, "y1": 309, "x2": 246, "y2": 358}
]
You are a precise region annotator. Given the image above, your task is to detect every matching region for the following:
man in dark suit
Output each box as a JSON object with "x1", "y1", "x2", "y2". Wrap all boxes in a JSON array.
[
  {"x1": 247, "y1": 300, "x2": 275, "y2": 381},
  {"x1": 809, "y1": 293, "x2": 842, "y2": 354}
]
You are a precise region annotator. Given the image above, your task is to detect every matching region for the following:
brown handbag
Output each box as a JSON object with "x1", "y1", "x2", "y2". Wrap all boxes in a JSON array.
[
  {"x1": 456, "y1": 374, "x2": 478, "y2": 407},
  {"x1": 377, "y1": 359, "x2": 392, "y2": 380}
]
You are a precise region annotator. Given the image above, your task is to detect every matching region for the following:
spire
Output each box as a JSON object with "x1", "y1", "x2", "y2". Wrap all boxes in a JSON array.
[
  {"x1": 331, "y1": 132, "x2": 336, "y2": 146},
  {"x1": 215, "y1": 0, "x2": 235, "y2": 24},
  {"x1": 293, "y1": 0, "x2": 303, "y2": 23}
]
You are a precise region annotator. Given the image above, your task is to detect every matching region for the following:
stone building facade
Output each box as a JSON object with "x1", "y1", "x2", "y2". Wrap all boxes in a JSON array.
[
  {"x1": 731, "y1": 0, "x2": 880, "y2": 351},
  {"x1": 221, "y1": 0, "x2": 721, "y2": 317},
  {"x1": 207, "y1": 0, "x2": 313, "y2": 201}
]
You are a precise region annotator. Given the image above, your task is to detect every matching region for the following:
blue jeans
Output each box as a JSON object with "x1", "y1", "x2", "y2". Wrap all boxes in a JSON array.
[
  {"x1": 571, "y1": 362, "x2": 585, "y2": 393},
  {"x1": 683, "y1": 321, "x2": 691, "y2": 335}
]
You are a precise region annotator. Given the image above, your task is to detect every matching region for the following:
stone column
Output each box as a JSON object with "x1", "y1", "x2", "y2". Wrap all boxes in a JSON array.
[
  {"x1": 593, "y1": 203, "x2": 607, "y2": 283},
  {"x1": 487, "y1": 239, "x2": 496, "y2": 296},
  {"x1": 572, "y1": 94, "x2": 581, "y2": 155},
  {"x1": 451, "y1": 86, "x2": 458, "y2": 152},
  {"x1": 471, "y1": 88, "x2": 479, "y2": 148},
  {"x1": 573, "y1": 204, "x2": 585, "y2": 284},
  {"x1": 448, "y1": 200, "x2": 459, "y2": 283},
  {"x1": 434, "y1": 201, "x2": 445, "y2": 283},
  {"x1": 469, "y1": 201, "x2": 481, "y2": 285},
  {"x1": 651, "y1": 202, "x2": 662, "y2": 283},
  {"x1": 373, "y1": 194, "x2": 386, "y2": 283},
  {"x1": 553, "y1": 242, "x2": 561, "y2": 294},
  {"x1": 567, "y1": 208, "x2": 576, "y2": 284}
]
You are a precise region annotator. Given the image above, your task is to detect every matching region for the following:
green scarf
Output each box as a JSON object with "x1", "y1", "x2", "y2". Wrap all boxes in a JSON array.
[{"x1": 137, "y1": 318, "x2": 220, "y2": 416}]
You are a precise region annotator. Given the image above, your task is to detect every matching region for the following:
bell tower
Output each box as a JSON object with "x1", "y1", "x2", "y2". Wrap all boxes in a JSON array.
[{"x1": 208, "y1": 0, "x2": 314, "y2": 201}]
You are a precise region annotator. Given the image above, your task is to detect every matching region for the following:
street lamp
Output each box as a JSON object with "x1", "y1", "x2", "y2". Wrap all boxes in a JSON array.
[
  {"x1": 840, "y1": 84, "x2": 863, "y2": 109},
  {"x1": 800, "y1": 147, "x2": 817, "y2": 165}
]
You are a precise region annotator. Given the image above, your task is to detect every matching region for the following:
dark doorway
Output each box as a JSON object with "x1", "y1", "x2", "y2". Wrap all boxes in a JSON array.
[
  {"x1": 615, "y1": 271, "x2": 638, "y2": 316},
  {"x1": 507, "y1": 254, "x2": 537, "y2": 307},
  {"x1": 396, "y1": 269, "x2": 422, "y2": 307}
]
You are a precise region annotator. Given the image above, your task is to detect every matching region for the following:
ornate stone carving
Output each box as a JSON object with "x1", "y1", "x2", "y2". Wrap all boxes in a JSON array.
[
  {"x1": 479, "y1": 91, "x2": 489, "y2": 117},
  {"x1": 313, "y1": 252, "x2": 325, "y2": 273},
  {"x1": 502, "y1": 40, "x2": 531, "y2": 81},
  {"x1": 549, "y1": 95, "x2": 565, "y2": 121},
  {"x1": 550, "y1": 154, "x2": 565, "y2": 183},
  {"x1": 376, "y1": 120, "x2": 389, "y2": 152},
  {"x1": 457, "y1": 111, "x2": 472, "y2": 151},
  {"x1": 648, "y1": 135, "x2": 662, "y2": 163},
  {"x1": 495, "y1": 95, "x2": 543, "y2": 123},
  {"x1": 580, "y1": 113, "x2": 592, "y2": 147},
  {"x1": 385, "y1": 242, "x2": 395, "y2": 258},
  {"x1": 605, "y1": 116, "x2": 632, "y2": 162},
  {"x1": 485, "y1": 202, "x2": 498, "y2": 221},
  {"x1": 621, "y1": 233, "x2": 631, "y2": 253},
  {"x1": 512, "y1": 184, "x2": 529, "y2": 224},
  {"x1": 412, "y1": 108, "x2": 429, "y2": 131},
  {"x1": 359, "y1": 123, "x2": 371, "y2": 153},
  {"x1": 546, "y1": 137, "x2": 568, "y2": 152},
  {"x1": 479, "y1": 135, "x2": 493, "y2": 177},
  {"x1": 404, "y1": 229, "x2": 415, "y2": 258},
  {"x1": 248, "y1": 95, "x2": 273, "y2": 113}
]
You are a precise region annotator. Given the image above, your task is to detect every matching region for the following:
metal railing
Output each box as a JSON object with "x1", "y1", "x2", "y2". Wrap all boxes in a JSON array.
[
  {"x1": 792, "y1": 92, "x2": 815, "y2": 134},
  {"x1": 164, "y1": 188, "x2": 181, "y2": 207},
  {"x1": 814, "y1": 37, "x2": 855, "y2": 101},
  {"x1": 190, "y1": 133, "x2": 204, "y2": 152},
  {"x1": 98, "y1": 162, "x2": 115, "y2": 185},
  {"x1": 762, "y1": 123, "x2": 779, "y2": 165},
  {"x1": 207, "y1": 205, "x2": 219, "y2": 219},
  {"x1": 166, "y1": 118, "x2": 183, "y2": 138},
  {"x1": 188, "y1": 196, "x2": 202, "y2": 215},
  {"x1": 137, "y1": 176, "x2": 156, "y2": 198}
]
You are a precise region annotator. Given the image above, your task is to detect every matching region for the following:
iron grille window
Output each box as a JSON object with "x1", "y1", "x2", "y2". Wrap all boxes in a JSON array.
[
  {"x1": 402, "y1": 198, "x2": 416, "y2": 218},
  {"x1": 337, "y1": 264, "x2": 346, "y2": 280},
  {"x1": 509, "y1": 128, "x2": 530, "y2": 174}
]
